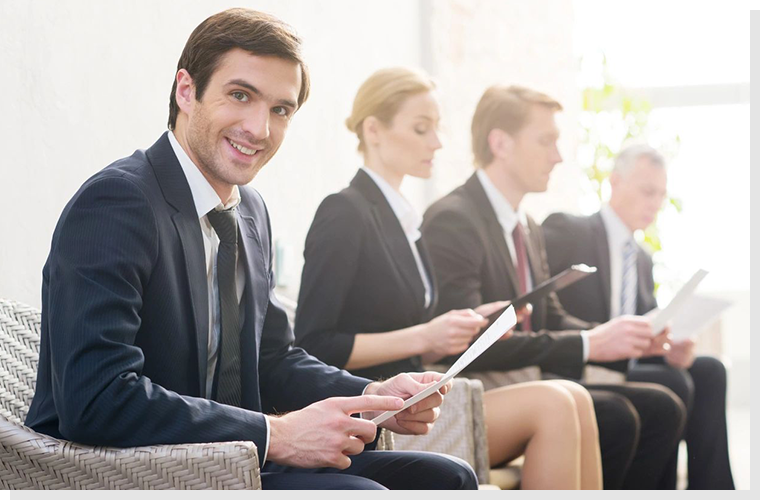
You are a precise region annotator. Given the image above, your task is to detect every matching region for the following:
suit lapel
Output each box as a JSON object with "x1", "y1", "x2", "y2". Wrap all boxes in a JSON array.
[
  {"x1": 147, "y1": 132, "x2": 209, "y2": 396},
  {"x1": 353, "y1": 170, "x2": 427, "y2": 311},
  {"x1": 464, "y1": 174, "x2": 521, "y2": 295},
  {"x1": 416, "y1": 238, "x2": 438, "y2": 318},
  {"x1": 591, "y1": 212, "x2": 612, "y2": 319},
  {"x1": 523, "y1": 218, "x2": 544, "y2": 284}
]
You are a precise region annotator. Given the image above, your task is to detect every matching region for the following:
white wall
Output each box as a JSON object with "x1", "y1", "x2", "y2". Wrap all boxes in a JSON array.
[
  {"x1": 0, "y1": 0, "x2": 579, "y2": 304},
  {"x1": 0, "y1": 0, "x2": 422, "y2": 305},
  {"x1": 419, "y1": 0, "x2": 582, "y2": 222}
]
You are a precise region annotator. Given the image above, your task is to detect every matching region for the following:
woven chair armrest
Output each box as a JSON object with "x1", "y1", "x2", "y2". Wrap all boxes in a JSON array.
[{"x1": 1, "y1": 418, "x2": 261, "y2": 490}]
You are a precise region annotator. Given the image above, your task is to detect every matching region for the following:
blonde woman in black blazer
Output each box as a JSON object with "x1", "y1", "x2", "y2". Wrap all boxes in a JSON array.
[{"x1": 295, "y1": 68, "x2": 602, "y2": 489}]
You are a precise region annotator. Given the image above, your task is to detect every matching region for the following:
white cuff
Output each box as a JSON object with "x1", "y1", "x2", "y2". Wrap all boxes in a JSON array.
[
  {"x1": 262, "y1": 415, "x2": 271, "y2": 465},
  {"x1": 580, "y1": 330, "x2": 590, "y2": 363}
]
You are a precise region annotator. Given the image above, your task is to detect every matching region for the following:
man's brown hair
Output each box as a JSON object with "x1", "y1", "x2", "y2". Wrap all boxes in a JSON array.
[
  {"x1": 471, "y1": 85, "x2": 562, "y2": 167},
  {"x1": 168, "y1": 8, "x2": 310, "y2": 130}
]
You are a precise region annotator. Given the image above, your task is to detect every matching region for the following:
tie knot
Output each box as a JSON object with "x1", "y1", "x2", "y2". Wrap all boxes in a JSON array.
[
  {"x1": 512, "y1": 221, "x2": 526, "y2": 241},
  {"x1": 207, "y1": 208, "x2": 238, "y2": 244}
]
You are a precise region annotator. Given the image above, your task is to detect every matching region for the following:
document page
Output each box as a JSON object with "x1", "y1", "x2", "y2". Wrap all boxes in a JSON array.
[
  {"x1": 646, "y1": 294, "x2": 732, "y2": 341},
  {"x1": 649, "y1": 269, "x2": 709, "y2": 335},
  {"x1": 372, "y1": 305, "x2": 517, "y2": 425}
]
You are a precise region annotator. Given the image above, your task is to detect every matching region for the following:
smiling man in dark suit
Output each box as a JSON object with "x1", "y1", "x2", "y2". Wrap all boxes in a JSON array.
[
  {"x1": 24, "y1": 9, "x2": 477, "y2": 490},
  {"x1": 543, "y1": 144, "x2": 734, "y2": 489},
  {"x1": 422, "y1": 85, "x2": 686, "y2": 489}
]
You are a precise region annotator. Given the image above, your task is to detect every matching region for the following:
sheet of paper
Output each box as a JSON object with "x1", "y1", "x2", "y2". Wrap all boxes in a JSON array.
[
  {"x1": 372, "y1": 306, "x2": 516, "y2": 425},
  {"x1": 649, "y1": 269, "x2": 709, "y2": 335},
  {"x1": 667, "y1": 294, "x2": 733, "y2": 340}
]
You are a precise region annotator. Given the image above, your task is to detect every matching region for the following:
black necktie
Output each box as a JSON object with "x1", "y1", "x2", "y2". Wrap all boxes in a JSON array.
[{"x1": 207, "y1": 208, "x2": 242, "y2": 406}]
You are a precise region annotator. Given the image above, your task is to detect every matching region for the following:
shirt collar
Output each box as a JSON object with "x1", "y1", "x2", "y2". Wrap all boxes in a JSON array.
[
  {"x1": 600, "y1": 204, "x2": 634, "y2": 250},
  {"x1": 476, "y1": 169, "x2": 528, "y2": 234},
  {"x1": 361, "y1": 166, "x2": 422, "y2": 242},
  {"x1": 168, "y1": 131, "x2": 241, "y2": 218}
]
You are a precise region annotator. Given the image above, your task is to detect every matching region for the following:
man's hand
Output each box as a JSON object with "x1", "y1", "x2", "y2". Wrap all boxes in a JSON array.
[
  {"x1": 473, "y1": 300, "x2": 511, "y2": 318},
  {"x1": 641, "y1": 327, "x2": 672, "y2": 358},
  {"x1": 267, "y1": 394, "x2": 404, "y2": 469},
  {"x1": 364, "y1": 372, "x2": 451, "y2": 435},
  {"x1": 474, "y1": 300, "x2": 525, "y2": 340},
  {"x1": 587, "y1": 315, "x2": 654, "y2": 362},
  {"x1": 665, "y1": 338, "x2": 696, "y2": 369}
]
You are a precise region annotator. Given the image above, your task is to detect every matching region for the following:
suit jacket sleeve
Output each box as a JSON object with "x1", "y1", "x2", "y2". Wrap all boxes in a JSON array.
[
  {"x1": 423, "y1": 207, "x2": 586, "y2": 379},
  {"x1": 256, "y1": 193, "x2": 370, "y2": 412},
  {"x1": 45, "y1": 176, "x2": 269, "y2": 453}
]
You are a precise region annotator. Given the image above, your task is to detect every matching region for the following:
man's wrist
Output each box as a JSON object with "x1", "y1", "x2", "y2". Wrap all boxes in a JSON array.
[{"x1": 265, "y1": 415, "x2": 289, "y2": 464}]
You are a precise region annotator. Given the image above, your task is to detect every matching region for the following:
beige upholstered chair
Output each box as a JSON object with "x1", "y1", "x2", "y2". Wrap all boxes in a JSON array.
[{"x1": 0, "y1": 299, "x2": 264, "y2": 490}]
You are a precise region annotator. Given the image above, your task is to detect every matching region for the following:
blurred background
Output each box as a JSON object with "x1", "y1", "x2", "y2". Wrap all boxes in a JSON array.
[{"x1": 0, "y1": 0, "x2": 750, "y2": 488}]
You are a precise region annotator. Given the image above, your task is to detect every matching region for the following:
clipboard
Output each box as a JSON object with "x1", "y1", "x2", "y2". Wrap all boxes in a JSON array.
[{"x1": 485, "y1": 264, "x2": 597, "y2": 326}]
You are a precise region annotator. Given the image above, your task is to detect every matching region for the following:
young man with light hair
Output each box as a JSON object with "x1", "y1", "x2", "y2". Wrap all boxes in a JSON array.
[{"x1": 422, "y1": 85, "x2": 686, "y2": 489}]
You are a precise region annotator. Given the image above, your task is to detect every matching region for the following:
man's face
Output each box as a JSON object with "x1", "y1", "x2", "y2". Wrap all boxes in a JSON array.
[
  {"x1": 504, "y1": 105, "x2": 563, "y2": 194},
  {"x1": 610, "y1": 157, "x2": 668, "y2": 231},
  {"x1": 179, "y1": 48, "x2": 301, "y2": 192}
]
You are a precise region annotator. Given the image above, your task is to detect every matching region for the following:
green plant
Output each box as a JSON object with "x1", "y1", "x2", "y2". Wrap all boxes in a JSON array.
[{"x1": 578, "y1": 55, "x2": 682, "y2": 258}]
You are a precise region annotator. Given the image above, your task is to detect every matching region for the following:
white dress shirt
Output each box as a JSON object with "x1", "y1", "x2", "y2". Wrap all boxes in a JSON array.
[
  {"x1": 475, "y1": 169, "x2": 532, "y2": 289},
  {"x1": 168, "y1": 132, "x2": 271, "y2": 462},
  {"x1": 600, "y1": 204, "x2": 637, "y2": 318},
  {"x1": 361, "y1": 167, "x2": 432, "y2": 308}
]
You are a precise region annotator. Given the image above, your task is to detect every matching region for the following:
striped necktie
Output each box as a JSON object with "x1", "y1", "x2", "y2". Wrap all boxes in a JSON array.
[
  {"x1": 620, "y1": 239, "x2": 638, "y2": 316},
  {"x1": 207, "y1": 208, "x2": 242, "y2": 406}
]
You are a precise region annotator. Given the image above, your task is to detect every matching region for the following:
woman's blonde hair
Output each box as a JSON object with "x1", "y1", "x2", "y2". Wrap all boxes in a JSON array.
[{"x1": 345, "y1": 67, "x2": 436, "y2": 152}]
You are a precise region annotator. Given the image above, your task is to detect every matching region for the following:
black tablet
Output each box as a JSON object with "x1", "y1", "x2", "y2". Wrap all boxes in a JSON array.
[{"x1": 485, "y1": 264, "x2": 597, "y2": 325}]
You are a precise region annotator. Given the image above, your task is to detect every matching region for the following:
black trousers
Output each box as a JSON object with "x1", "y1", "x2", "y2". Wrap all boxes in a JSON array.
[
  {"x1": 585, "y1": 381, "x2": 686, "y2": 490},
  {"x1": 261, "y1": 450, "x2": 478, "y2": 490},
  {"x1": 628, "y1": 356, "x2": 735, "y2": 489}
]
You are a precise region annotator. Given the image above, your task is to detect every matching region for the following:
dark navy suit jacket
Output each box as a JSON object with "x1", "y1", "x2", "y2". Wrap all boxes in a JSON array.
[{"x1": 26, "y1": 133, "x2": 369, "y2": 464}]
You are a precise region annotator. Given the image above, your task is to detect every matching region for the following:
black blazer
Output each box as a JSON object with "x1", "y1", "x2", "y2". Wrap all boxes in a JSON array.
[
  {"x1": 25, "y1": 133, "x2": 369, "y2": 463},
  {"x1": 421, "y1": 173, "x2": 589, "y2": 379},
  {"x1": 295, "y1": 169, "x2": 437, "y2": 381},
  {"x1": 542, "y1": 211, "x2": 658, "y2": 323}
]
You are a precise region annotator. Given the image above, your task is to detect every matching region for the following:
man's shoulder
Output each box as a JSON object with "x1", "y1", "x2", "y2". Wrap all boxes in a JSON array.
[
  {"x1": 68, "y1": 149, "x2": 159, "y2": 210},
  {"x1": 424, "y1": 184, "x2": 477, "y2": 223},
  {"x1": 543, "y1": 211, "x2": 595, "y2": 231}
]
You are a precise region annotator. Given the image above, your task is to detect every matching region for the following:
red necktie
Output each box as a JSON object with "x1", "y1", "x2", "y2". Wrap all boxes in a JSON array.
[{"x1": 512, "y1": 221, "x2": 532, "y2": 332}]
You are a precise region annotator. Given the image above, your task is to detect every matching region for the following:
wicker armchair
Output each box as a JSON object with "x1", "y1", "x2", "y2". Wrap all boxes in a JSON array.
[
  {"x1": 278, "y1": 294, "x2": 499, "y2": 486},
  {"x1": 0, "y1": 299, "x2": 261, "y2": 490},
  {"x1": 391, "y1": 377, "x2": 491, "y2": 484}
]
